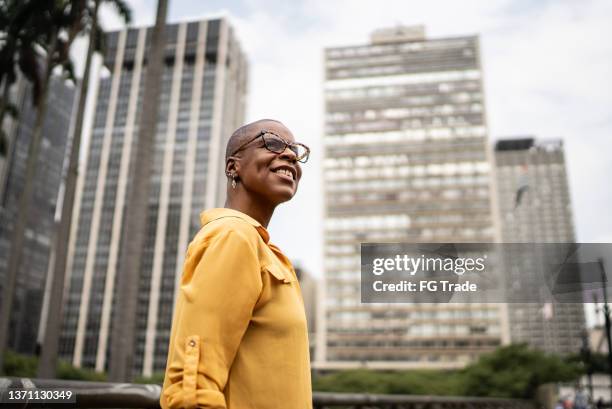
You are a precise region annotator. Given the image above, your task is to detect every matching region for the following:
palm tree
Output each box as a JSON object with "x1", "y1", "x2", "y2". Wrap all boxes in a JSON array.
[
  {"x1": 0, "y1": 0, "x2": 49, "y2": 198},
  {"x1": 37, "y1": 0, "x2": 132, "y2": 379},
  {"x1": 108, "y1": 0, "x2": 168, "y2": 382},
  {"x1": 0, "y1": 0, "x2": 86, "y2": 371}
]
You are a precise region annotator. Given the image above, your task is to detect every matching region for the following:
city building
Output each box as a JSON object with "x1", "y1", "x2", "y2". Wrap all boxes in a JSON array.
[
  {"x1": 495, "y1": 137, "x2": 585, "y2": 354},
  {"x1": 0, "y1": 77, "x2": 76, "y2": 355},
  {"x1": 589, "y1": 325, "x2": 608, "y2": 354},
  {"x1": 318, "y1": 25, "x2": 507, "y2": 369},
  {"x1": 294, "y1": 264, "x2": 318, "y2": 360},
  {"x1": 59, "y1": 18, "x2": 248, "y2": 377}
]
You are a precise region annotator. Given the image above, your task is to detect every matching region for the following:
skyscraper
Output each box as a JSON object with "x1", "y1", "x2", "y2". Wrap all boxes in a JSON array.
[
  {"x1": 0, "y1": 77, "x2": 76, "y2": 355},
  {"x1": 294, "y1": 264, "x2": 318, "y2": 360},
  {"x1": 319, "y1": 25, "x2": 507, "y2": 369},
  {"x1": 495, "y1": 137, "x2": 585, "y2": 354},
  {"x1": 59, "y1": 18, "x2": 248, "y2": 377}
]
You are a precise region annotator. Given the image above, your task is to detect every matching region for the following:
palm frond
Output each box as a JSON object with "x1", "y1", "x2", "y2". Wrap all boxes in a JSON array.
[{"x1": 105, "y1": 0, "x2": 132, "y2": 24}]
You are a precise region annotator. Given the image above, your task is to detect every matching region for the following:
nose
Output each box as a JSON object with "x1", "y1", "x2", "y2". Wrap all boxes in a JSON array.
[{"x1": 278, "y1": 145, "x2": 298, "y2": 162}]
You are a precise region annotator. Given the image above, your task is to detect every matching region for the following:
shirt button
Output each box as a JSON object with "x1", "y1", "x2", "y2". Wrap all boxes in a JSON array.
[{"x1": 188, "y1": 339, "x2": 196, "y2": 347}]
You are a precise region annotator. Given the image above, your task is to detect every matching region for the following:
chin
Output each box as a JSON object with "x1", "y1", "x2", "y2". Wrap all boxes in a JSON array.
[{"x1": 269, "y1": 188, "x2": 296, "y2": 205}]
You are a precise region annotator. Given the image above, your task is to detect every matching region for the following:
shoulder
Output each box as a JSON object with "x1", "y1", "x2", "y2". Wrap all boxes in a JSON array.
[{"x1": 189, "y1": 216, "x2": 260, "y2": 255}]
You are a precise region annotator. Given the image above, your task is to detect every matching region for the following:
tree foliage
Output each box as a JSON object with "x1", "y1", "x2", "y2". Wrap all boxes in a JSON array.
[
  {"x1": 462, "y1": 344, "x2": 581, "y2": 398},
  {"x1": 1, "y1": 350, "x2": 106, "y2": 381},
  {"x1": 133, "y1": 372, "x2": 165, "y2": 385},
  {"x1": 314, "y1": 344, "x2": 582, "y2": 399}
]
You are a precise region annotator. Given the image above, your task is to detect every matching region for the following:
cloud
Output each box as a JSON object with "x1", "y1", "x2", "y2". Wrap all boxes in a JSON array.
[{"x1": 100, "y1": 0, "x2": 155, "y2": 30}]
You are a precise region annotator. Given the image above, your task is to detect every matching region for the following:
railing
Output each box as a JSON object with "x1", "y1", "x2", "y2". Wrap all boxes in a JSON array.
[{"x1": 0, "y1": 378, "x2": 536, "y2": 409}]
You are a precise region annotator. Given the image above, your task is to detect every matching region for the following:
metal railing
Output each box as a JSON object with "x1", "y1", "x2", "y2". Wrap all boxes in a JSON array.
[{"x1": 0, "y1": 377, "x2": 536, "y2": 409}]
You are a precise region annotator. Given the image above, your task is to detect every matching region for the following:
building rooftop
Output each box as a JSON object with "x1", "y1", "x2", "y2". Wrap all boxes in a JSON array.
[
  {"x1": 370, "y1": 25, "x2": 426, "y2": 44},
  {"x1": 495, "y1": 137, "x2": 563, "y2": 152}
]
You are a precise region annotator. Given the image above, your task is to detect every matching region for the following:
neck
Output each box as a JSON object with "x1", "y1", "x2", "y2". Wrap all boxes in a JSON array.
[{"x1": 224, "y1": 192, "x2": 275, "y2": 228}]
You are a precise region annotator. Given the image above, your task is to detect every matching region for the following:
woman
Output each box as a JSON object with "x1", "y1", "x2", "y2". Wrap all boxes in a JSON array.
[{"x1": 160, "y1": 119, "x2": 312, "y2": 409}]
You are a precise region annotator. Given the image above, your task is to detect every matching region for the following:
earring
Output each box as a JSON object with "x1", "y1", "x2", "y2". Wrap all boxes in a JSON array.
[{"x1": 226, "y1": 171, "x2": 237, "y2": 189}]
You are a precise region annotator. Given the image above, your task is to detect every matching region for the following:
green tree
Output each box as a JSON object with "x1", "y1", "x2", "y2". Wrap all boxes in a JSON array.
[
  {"x1": 2, "y1": 350, "x2": 106, "y2": 380},
  {"x1": 2, "y1": 350, "x2": 38, "y2": 377},
  {"x1": 133, "y1": 372, "x2": 165, "y2": 385},
  {"x1": 312, "y1": 345, "x2": 582, "y2": 399},
  {"x1": 461, "y1": 344, "x2": 581, "y2": 399},
  {"x1": 0, "y1": 0, "x2": 50, "y2": 186},
  {"x1": 313, "y1": 369, "x2": 465, "y2": 396}
]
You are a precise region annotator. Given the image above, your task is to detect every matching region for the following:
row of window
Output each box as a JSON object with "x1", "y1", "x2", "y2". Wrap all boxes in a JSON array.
[
  {"x1": 325, "y1": 69, "x2": 481, "y2": 90},
  {"x1": 324, "y1": 213, "x2": 489, "y2": 236},
  {"x1": 327, "y1": 114, "x2": 483, "y2": 134},
  {"x1": 326, "y1": 38, "x2": 474, "y2": 59},
  {"x1": 327, "y1": 187, "x2": 490, "y2": 205},
  {"x1": 324, "y1": 161, "x2": 490, "y2": 181},
  {"x1": 326, "y1": 80, "x2": 480, "y2": 101},
  {"x1": 324, "y1": 126, "x2": 487, "y2": 145},
  {"x1": 324, "y1": 226, "x2": 493, "y2": 246},
  {"x1": 326, "y1": 175, "x2": 490, "y2": 193},
  {"x1": 326, "y1": 103, "x2": 483, "y2": 124},
  {"x1": 325, "y1": 153, "x2": 484, "y2": 169},
  {"x1": 326, "y1": 46, "x2": 475, "y2": 69},
  {"x1": 330, "y1": 59, "x2": 477, "y2": 79}
]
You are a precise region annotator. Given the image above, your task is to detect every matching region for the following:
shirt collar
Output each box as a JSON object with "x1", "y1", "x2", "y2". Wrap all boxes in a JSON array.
[{"x1": 200, "y1": 208, "x2": 270, "y2": 244}]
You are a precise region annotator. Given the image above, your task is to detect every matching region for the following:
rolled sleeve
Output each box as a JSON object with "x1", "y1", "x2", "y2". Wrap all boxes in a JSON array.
[{"x1": 161, "y1": 229, "x2": 263, "y2": 409}]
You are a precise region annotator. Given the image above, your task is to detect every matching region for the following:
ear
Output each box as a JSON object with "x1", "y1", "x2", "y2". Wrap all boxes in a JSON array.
[{"x1": 225, "y1": 156, "x2": 241, "y2": 177}]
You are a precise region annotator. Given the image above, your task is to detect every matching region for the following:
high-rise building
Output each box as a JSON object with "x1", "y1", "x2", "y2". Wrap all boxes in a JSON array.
[
  {"x1": 0, "y1": 77, "x2": 76, "y2": 354},
  {"x1": 319, "y1": 25, "x2": 508, "y2": 369},
  {"x1": 494, "y1": 137, "x2": 585, "y2": 354},
  {"x1": 294, "y1": 264, "x2": 318, "y2": 360},
  {"x1": 59, "y1": 18, "x2": 248, "y2": 377}
]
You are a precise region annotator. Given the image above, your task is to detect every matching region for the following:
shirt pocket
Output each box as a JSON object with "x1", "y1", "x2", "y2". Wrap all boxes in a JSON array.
[{"x1": 263, "y1": 263, "x2": 296, "y2": 284}]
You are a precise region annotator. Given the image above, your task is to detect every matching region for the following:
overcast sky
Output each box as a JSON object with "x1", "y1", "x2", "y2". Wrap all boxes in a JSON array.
[{"x1": 92, "y1": 0, "x2": 612, "y2": 296}]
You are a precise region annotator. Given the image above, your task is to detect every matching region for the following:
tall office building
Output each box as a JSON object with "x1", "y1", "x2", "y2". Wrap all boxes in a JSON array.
[
  {"x1": 319, "y1": 25, "x2": 508, "y2": 369},
  {"x1": 294, "y1": 264, "x2": 318, "y2": 360},
  {"x1": 59, "y1": 18, "x2": 248, "y2": 377},
  {"x1": 0, "y1": 77, "x2": 76, "y2": 354},
  {"x1": 495, "y1": 137, "x2": 585, "y2": 354}
]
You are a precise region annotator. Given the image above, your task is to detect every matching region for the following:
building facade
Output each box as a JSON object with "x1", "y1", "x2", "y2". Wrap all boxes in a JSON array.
[
  {"x1": 59, "y1": 18, "x2": 248, "y2": 376},
  {"x1": 294, "y1": 264, "x2": 318, "y2": 361},
  {"x1": 318, "y1": 26, "x2": 508, "y2": 369},
  {"x1": 0, "y1": 77, "x2": 76, "y2": 355},
  {"x1": 495, "y1": 137, "x2": 585, "y2": 355}
]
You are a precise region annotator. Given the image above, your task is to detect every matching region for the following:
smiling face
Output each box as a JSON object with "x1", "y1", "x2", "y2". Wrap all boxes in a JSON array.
[{"x1": 226, "y1": 120, "x2": 303, "y2": 207}]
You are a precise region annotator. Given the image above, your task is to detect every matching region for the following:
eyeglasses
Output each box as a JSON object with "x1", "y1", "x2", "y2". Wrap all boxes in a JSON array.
[{"x1": 230, "y1": 130, "x2": 310, "y2": 163}]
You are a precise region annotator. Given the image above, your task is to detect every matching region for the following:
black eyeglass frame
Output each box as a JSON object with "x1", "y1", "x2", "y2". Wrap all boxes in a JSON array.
[{"x1": 230, "y1": 130, "x2": 310, "y2": 163}]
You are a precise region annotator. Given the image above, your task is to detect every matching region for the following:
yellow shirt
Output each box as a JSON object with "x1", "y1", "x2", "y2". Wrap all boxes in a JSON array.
[{"x1": 160, "y1": 208, "x2": 312, "y2": 409}]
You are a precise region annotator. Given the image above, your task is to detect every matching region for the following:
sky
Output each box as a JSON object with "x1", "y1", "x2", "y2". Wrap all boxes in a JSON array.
[{"x1": 90, "y1": 0, "x2": 612, "y2": 319}]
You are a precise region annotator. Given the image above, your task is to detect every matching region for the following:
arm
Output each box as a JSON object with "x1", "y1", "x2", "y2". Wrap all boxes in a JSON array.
[{"x1": 161, "y1": 229, "x2": 263, "y2": 409}]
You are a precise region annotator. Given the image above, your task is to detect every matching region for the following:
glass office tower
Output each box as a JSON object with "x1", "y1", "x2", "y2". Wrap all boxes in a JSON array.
[{"x1": 0, "y1": 78, "x2": 76, "y2": 355}]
